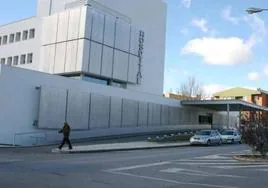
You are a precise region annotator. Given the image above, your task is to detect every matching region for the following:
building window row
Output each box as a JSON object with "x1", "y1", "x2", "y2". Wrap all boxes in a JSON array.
[
  {"x1": 0, "y1": 53, "x2": 33, "y2": 66},
  {"x1": 0, "y1": 29, "x2": 35, "y2": 46}
]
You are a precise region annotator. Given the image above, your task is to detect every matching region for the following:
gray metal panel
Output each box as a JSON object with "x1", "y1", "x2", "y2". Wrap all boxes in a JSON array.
[
  {"x1": 91, "y1": 10, "x2": 104, "y2": 43},
  {"x1": 122, "y1": 99, "x2": 138, "y2": 127},
  {"x1": 110, "y1": 96, "x2": 122, "y2": 128},
  {"x1": 161, "y1": 105, "x2": 169, "y2": 125},
  {"x1": 169, "y1": 107, "x2": 178, "y2": 125},
  {"x1": 57, "y1": 11, "x2": 69, "y2": 42},
  {"x1": 68, "y1": 7, "x2": 81, "y2": 40},
  {"x1": 128, "y1": 55, "x2": 138, "y2": 83},
  {"x1": 101, "y1": 46, "x2": 113, "y2": 78},
  {"x1": 89, "y1": 41, "x2": 102, "y2": 75},
  {"x1": 115, "y1": 20, "x2": 130, "y2": 52},
  {"x1": 130, "y1": 26, "x2": 139, "y2": 56},
  {"x1": 38, "y1": 87, "x2": 67, "y2": 129},
  {"x1": 148, "y1": 103, "x2": 161, "y2": 126},
  {"x1": 54, "y1": 42, "x2": 66, "y2": 73},
  {"x1": 89, "y1": 93, "x2": 110, "y2": 129},
  {"x1": 113, "y1": 50, "x2": 128, "y2": 81},
  {"x1": 65, "y1": 40, "x2": 78, "y2": 73},
  {"x1": 66, "y1": 90, "x2": 90, "y2": 130},
  {"x1": 104, "y1": 15, "x2": 116, "y2": 47},
  {"x1": 138, "y1": 102, "x2": 148, "y2": 126}
]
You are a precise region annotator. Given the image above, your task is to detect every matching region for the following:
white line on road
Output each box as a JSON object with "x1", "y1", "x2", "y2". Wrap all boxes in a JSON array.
[
  {"x1": 175, "y1": 162, "x2": 268, "y2": 165},
  {"x1": 172, "y1": 159, "x2": 237, "y2": 162},
  {"x1": 212, "y1": 165, "x2": 268, "y2": 169},
  {"x1": 160, "y1": 168, "x2": 245, "y2": 178},
  {"x1": 104, "y1": 170, "x2": 238, "y2": 188},
  {"x1": 106, "y1": 161, "x2": 171, "y2": 171}
]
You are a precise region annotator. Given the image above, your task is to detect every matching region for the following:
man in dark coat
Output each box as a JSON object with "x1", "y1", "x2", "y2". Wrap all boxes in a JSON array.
[{"x1": 58, "y1": 122, "x2": 73, "y2": 150}]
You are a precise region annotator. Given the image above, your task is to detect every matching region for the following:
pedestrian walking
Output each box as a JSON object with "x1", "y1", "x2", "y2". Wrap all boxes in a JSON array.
[{"x1": 58, "y1": 122, "x2": 73, "y2": 150}]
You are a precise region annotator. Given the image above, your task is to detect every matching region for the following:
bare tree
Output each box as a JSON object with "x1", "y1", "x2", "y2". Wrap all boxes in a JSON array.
[{"x1": 177, "y1": 76, "x2": 204, "y2": 99}]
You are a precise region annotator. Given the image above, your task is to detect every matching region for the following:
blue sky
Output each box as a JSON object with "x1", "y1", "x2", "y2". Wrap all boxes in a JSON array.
[{"x1": 1, "y1": 1, "x2": 268, "y2": 96}]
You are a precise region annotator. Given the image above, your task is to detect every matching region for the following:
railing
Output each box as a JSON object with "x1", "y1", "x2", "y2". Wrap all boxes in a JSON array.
[{"x1": 13, "y1": 132, "x2": 48, "y2": 146}]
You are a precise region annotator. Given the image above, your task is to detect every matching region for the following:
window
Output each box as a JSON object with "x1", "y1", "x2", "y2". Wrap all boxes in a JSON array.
[
  {"x1": 0, "y1": 37, "x2": 2, "y2": 45},
  {"x1": 27, "y1": 53, "x2": 33, "y2": 64},
  {"x1": 13, "y1": 56, "x2": 19, "y2": 65},
  {"x1": 3, "y1": 35, "x2": 7, "y2": 44},
  {"x1": 9, "y1": 34, "x2": 15, "y2": 43},
  {"x1": 7, "y1": 57, "x2": 12, "y2": 66},
  {"x1": 15, "y1": 32, "x2": 21, "y2": 42},
  {"x1": 22, "y1": 30, "x2": 28, "y2": 40},
  {"x1": 29, "y1": 29, "x2": 35, "y2": 39},
  {"x1": 0, "y1": 58, "x2": 5, "y2": 64},
  {"x1": 20, "y1": 54, "x2": 26, "y2": 64}
]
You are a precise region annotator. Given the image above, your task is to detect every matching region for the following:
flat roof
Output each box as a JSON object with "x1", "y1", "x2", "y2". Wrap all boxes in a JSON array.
[{"x1": 181, "y1": 100, "x2": 268, "y2": 111}]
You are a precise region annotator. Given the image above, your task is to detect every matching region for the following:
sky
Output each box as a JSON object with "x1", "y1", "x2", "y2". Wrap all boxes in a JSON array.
[{"x1": 1, "y1": 0, "x2": 268, "y2": 96}]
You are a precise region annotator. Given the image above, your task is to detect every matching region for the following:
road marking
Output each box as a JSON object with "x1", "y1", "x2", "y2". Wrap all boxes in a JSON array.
[
  {"x1": 172, "y1": 159, "x2": 236, "y2": 162},
  {"x1": 106, "y1": 161, "x2": 170, "y2": 171},
  {"x1": 160, "y1": 168, "x2": 245, "y2": 178},
  {"x1": 212, "y1": 164, "x2": 268, "y2": 169},
  {"x1": 104, "y1": 170, "x2": 238, "y2": 188},
  {"x1": 175, "y1": 162, "x2": 243, "y2": 165},
  {"x1": 195, "y1": 154, "x2": 230, "y2": 159}
]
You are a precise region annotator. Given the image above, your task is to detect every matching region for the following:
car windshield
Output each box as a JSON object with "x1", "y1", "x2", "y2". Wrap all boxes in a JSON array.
[
  {"x1": 196, "y1": 131, "x2": 211, "y2": 136},
  {"x1": 221, "y1": 131, "x2": 234, "y2": 135}
]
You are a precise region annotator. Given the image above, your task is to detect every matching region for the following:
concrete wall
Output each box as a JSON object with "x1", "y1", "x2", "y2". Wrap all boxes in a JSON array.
[{"x1": 0, "y1": 65, "x2": 212, "y2": 146}]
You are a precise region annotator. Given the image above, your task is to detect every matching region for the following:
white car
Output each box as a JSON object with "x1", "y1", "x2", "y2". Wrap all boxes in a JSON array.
[
  {"x1": 220, "y1": 129, "x2": 242, "y2": 144},
  {"x1": 190, "y1": 130, "x2": 222, "y2": 146}
]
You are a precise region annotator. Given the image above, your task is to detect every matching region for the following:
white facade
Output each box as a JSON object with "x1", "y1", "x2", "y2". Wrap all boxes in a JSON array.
[{"x1": 0, "y1": 0, "x2": 167, "y2": 96}]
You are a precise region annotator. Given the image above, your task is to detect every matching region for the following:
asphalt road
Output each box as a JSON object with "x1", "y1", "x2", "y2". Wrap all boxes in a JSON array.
[{"x1": 0, "y1": 144, "x2": 267, "y2": 188}]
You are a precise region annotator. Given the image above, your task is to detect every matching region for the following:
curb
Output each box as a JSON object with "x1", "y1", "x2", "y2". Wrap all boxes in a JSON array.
[
  {"x1": 232, "y1": 155, "x2": 268, "y2": 162},
  {"x1": 52, "y1": 143, "x2": 190, "y2": 154}
]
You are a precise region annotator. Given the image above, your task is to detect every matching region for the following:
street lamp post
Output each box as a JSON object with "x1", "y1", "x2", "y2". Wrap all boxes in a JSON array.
[{"x1": 246, "y1": 7, "x2": 268, "y2": 14}]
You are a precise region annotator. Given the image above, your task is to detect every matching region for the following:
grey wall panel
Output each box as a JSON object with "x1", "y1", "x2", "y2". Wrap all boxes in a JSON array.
[
  {"x1": 130, "y1": 26, "x2": 139, "y2": 56},
  {"x1": 66, "y1": 90, "x2": 90, "y2": 130},
  {"x1": 89, "y1": 42, "x2": 102, "y2": 75},
  {"x1": 122, "y1": 99, "x2": 138, "y2": 127},
  {"x1": 80, "y1": 7, "x2": 92, "y2": 39},
  {"x1": 42, "y1": 14, "x2": 58, "y2": 45},
  {"x1": 40, "y1": 45, "x2": 55, "y2": 74},
  {"x1": 68, "y1": 8, "x2": 81, "y2": 40},
  {"x1": 169, "y1": 107, "x2": 178, "y2": 125},
  {"x1": 138, "y1": 102, "x2": 148, "y2": 126},
  {"x1": 89, "y1": 93, "x2": 110, "y2": 129},
  {"x1": 113, "y1": 50, "x2": 128, "y2": 81},
  {"x1": 65, "y1": 40, "x2": 78, "y2": 73},
  {"x1": 77, "y1": 40, "x2": 90, "y2": 72},
  {"x1": 91, "y1": 10, "x2": 104, "y2": 43},
  {"x1": 104, "y1": 15, "x2": 116, "y2": 47},
  {"x1": 115, "y1": 20, "x2": 130, "y2": 52},
  {"x1": 54, "y1": 42, "x2": 66, "y2": 73},
  {"x1": 148, "y1": 103, "x2": 161, "y2": 126},
  {"x1": 128, "y1": 55, "x2": 138, "y2": 83},
  {"x1": 161, "y1": 105, "x2": 169, "y2": 125},
  {"x1": 101, "y1": 46, "x2": 113, "y2": 78},
  {"x1": 38, "y1": 87, "x2": 67, "y2": 129},
  {"x1": 57, "y1": 11, "x2": 69, "y2": 42},
  {"x1": 110, "y1": 97, "x2": 122, "y2": 128}
]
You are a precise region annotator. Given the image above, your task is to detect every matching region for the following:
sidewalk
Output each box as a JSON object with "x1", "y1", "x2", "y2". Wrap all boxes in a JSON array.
[{"x1": 52, "y1": 141, "x2": 190, "y2": 154}]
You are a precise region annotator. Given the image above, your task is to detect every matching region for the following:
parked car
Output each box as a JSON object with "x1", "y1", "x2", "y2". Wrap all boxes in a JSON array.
[
  {"x1": 220, "y1": 129, "x2": 242, "y2": 144},
  {"x1": 190, "y1": 130, "x2": 221, "y2": 146}
]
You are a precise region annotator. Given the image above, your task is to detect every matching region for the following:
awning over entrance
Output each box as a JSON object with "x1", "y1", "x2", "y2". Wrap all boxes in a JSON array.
[{"x1": 181, "y1": 100, "x2": 268, "y2": 112}]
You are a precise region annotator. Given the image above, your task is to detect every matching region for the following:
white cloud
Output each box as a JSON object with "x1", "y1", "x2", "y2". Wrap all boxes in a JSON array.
[
  {"x1": 181, "y1": 37, "x2": 252, "y2": 65},
  {"x1": 191, "y1": 18, "x2": 208, "y2": 33},
  {"x1": 221, "y1": 6, "x2": 240, "y2": 25},
  {"x1": 248, "y1": 72, "x2": 260, "y2": 81},
  {"x1": 164, "y1": 68, "x2": 190, "y2": 92},
  {"x1": 181, "y1": 0, "x2": 191, "y2": 8},
  {"x1": 203, "y1": 84, "x2": 227, "y2": 97}
]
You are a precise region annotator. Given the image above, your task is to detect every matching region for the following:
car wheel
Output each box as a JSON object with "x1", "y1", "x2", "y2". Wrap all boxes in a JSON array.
[
  {"x1": 218, "y1": 139, "x2": 222, "y2": 145},
  {"x1": 239, "y1": 140, "x2": 242, "y2": 144},
  {"x1": 231, "y1": 139, "x2": 234, "y2": 144},
  {"x1": 207, "y1": 140, "x2": 211, "y2": 146}
]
